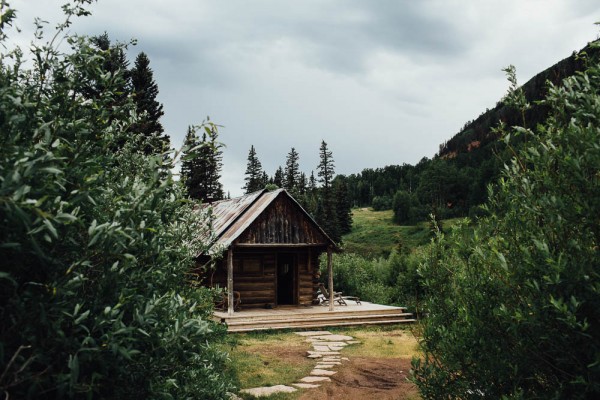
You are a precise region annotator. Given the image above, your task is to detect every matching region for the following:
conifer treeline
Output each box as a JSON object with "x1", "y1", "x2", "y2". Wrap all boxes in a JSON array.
[
  {"x1": 242, "y1": 141, "x2": 352, "y2": 242},
  {"x1": 89, "y1": 33, "x2": 169, "y2": 155}
]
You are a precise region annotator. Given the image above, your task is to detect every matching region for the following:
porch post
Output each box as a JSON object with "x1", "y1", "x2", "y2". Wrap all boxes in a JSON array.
[
  {"x1": 327, "y1": 246, "x2": 334, "y2": 311},
  {"x1": 227, "y1": 247, "x2": 234, "y2": 316}
]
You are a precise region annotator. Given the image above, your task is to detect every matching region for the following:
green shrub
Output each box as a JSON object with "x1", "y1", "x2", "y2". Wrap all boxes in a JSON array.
[
  {"x1": 413, "y1": 50, "x2": 600, "y2": 398},
  {"x1": 0, "y1": 4, "x2": 235, "y2": 398}
]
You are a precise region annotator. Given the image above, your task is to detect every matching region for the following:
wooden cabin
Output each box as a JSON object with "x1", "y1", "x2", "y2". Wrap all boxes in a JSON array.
[{"x1": 197, "y1": 189, "x2": 338, "y2": 315}]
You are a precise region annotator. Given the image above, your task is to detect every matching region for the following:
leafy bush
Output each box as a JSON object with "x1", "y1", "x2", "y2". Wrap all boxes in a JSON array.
[
  {"x1": 413, "y1": 48, "x2": 600, "y2": 398},
  {"x1": 371, "y1": 195, "x2": 393, "y2": 211},
  {"x1": 321, "y1": 250, "x2": 424, "y2": 308},
  {"x1": 0, "y1": 4, "x2": 235, "y2": 398}
]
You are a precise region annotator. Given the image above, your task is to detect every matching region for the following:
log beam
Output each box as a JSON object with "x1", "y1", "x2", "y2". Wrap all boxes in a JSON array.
[
  {"x1": 327, "y1": 247, "x2": 334, "y2": 311},
  {"x1": 227, "y1": 248, "x2": 234, "y2": 316}
]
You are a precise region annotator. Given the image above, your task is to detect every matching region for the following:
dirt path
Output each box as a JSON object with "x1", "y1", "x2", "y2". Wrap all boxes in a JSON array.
[{"x1": 298, "y1": 356, "x2": 419, "y2": 400}]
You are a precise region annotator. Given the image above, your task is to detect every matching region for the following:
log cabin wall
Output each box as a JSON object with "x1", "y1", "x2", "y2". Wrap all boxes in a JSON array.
[
  {"x1": 207, "y1": 248, "x2": 322, "y2": 308},
  {"x1": 236, "y1": 194, "x2": 328, "y2": 245}
]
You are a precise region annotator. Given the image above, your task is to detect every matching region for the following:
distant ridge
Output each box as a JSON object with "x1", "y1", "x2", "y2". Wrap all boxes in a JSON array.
[{"x1": 438, "y1": 39, "x2": 600, "y2": 159}]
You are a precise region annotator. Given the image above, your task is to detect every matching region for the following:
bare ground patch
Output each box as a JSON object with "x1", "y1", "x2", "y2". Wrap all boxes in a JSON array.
[{"x1": 298, "y1": 356, "x2": 419, "y2": 400}]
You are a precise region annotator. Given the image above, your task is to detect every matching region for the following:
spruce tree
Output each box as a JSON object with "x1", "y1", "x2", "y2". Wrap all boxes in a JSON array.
[
  {"x1": 273, "y1": 166, "x2": 284, "y2": 188},
  {"x1": 316, "y1": 140, "x2": 339, "y2": 241},
  {"x1": 130, "y1": 52, "x2": 169, "y2": 154},
  {"x1": 284, "y1": 147, "x2": 300, "y2": 192},
  {"x1": 180, "y1": 124, "x2": 224, "y2": 203},
  {"x1": 298, "y1": 172, "x2": 307, "y2": 195},
  {"x1": 317, "y1": 140, "x2": 335, "y2": 190},
  {"x1": 85, "y1": 33, "x2": 131, "y2": 116},
  {"x1": 243, "y1": 145, "x2": 265, "y2": 193},
  {"x1": 334, "y1": 176, "x2": 353, "y2": 235}
]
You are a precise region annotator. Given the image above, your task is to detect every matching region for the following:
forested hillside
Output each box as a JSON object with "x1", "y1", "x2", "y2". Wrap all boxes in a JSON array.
[{"x1": 341, "y1": 40, "x2": 600, "y2": 224}]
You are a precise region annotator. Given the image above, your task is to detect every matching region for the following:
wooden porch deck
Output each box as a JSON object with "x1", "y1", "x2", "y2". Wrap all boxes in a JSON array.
[{"x1": 213, "y1": 301, "x2": 415, "y2": 332}]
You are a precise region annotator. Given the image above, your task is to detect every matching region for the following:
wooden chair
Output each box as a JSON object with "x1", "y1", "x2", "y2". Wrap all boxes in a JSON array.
[
  {"x1": 215, "y1": 290, "x2": 241, "y2": 311},
  {"x1": 317, "y1": 283, "x2": 361, "y2": 306}
]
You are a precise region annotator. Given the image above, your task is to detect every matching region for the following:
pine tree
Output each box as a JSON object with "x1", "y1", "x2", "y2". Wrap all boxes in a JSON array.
[
  {"x1": 180, "y1": 124, "x2": 224, "y2": 203},
  {"x1": 130, "y1": 52, "x2": 169, "y2": 154},
  {"x1": 284, "y1": 147, "x2": 300, "y2": 192},
  {"x1": 243, "y1": 145, "x2": 265, "y2": 193}
]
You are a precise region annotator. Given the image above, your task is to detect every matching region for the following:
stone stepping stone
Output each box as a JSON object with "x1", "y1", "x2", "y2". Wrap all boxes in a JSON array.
[
  {"x1": 300, "y1": 376, "x2": 331, "y2": 383},
  {"x1": 307, "y1": 354, "x2": 323, "y2": 359},
  {"x1": 322, "y1": 357, "x2": 342, "y2": 362},
  {"x1": 310, "y1": 334, "x2": 354, "y2": 341},
  {"x1": 295, "y1": 331, "x2": 331, "y2": 336},
  {"x1": 311, "y1": 369, "x2": 337, "y2": 376},
  {"x1": 293, "y1": 383, "x2": 321, "y2": 389},
  {"x1": 328, "y1": 346, "x2": 345, "y2": 351},
  {"x1": 309, "y1": 341, "x2": 349, "y2": 347},
  {"x1": 315, "y1": 363, "x2": 338, "y2": 369},
  {"x1": 312, "y1": 345, "x2": 332, "y2": 352},
  {"x1": 240, "y1": 385, "x2": 297, "y2": 397},
  {"x1": 307, "y1": 351, "x2": 340, "y2": 356}
]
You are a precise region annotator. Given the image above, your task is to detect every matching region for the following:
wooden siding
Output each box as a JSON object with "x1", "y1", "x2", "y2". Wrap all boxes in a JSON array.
[
  {"x1": 206, "y1": 249, "x2": 320, "y2": 308},
  {"x1": 236, "y1": 194, "x2": 328, "y2": 245}
]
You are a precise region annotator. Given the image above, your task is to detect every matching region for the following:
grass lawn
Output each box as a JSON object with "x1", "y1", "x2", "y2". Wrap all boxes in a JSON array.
[{"x1": 342, "y1": 208, "x2": 444, "y2": 258}]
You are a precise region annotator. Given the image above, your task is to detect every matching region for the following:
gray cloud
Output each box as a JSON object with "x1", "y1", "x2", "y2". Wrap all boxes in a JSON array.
[{"x1": 9, "y1": 0, "x2": 600, "y2": 196}]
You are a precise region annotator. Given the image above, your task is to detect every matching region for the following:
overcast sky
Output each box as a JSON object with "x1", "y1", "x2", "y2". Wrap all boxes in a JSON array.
[{"x1": 8, "y1": 1, "x2": 600, "y2": 196}]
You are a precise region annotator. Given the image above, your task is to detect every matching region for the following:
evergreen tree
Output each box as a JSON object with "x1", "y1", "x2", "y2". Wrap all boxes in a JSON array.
[
  {"x1": 261, "y1": 171, "x2": 270, "y2": 187},
  {"x1": 84, "y1": 33, "x2": 131, "y2": 127},
  {"x1": 334, "y1": 176, "x2": 353, "y2": 235},
  {"x1": 180, "y1": 124, "x2": 224, "y2": 203},
  {"x1": 308, "y1": 171, "x2": 318, "y2": 193},
  {"x1": 243, "y1": 145, "x2": 265, "y2": 193},
  {"x1": 316, "y1": 140, "x2": 339, "y2": 241},
  {"x1": 273, "y1": 166, "x2": 284, "y2": 187},
  {"x1": 298, "y1": 172, "x2": 307, "y2": 195},
  {"x1": 130, "y1": 52, "x2": 169, "y2": 154},
  {"x1": 284, "y1": 147, "x2": 300, "y2": 192},
  {"x1": 317, "y1": 140, "x2": 335, "y2": 190}
]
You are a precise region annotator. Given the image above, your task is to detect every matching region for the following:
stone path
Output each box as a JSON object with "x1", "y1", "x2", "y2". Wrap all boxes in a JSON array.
[{"x1": 239, "y1": 330, "x2": 358, "y2": 398}]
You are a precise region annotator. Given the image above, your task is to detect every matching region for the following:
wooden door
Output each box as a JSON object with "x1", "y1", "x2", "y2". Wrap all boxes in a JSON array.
[{"x1": 277, "y1": 253, "x2": 296, "y2": 305}]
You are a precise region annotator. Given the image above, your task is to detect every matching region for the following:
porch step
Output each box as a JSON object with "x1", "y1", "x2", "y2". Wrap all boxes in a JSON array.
[
  {"x1": 221, "y1": 306, "x2": 407, "y2": 323},
  {"x1": 227, "y1": 318, "x2": 416, "y2": 332},
  {"x1": 223, "y1": 312, "x2": 415, "y2": 332}
]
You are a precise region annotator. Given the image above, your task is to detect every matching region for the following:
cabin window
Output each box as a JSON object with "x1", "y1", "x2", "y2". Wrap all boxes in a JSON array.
[
  {"x1": 243, "y1": 258, "x2": 262, "y2": 274},
  {"x1": 233, "y1": 256, "x2": 264, "y2": 276}
]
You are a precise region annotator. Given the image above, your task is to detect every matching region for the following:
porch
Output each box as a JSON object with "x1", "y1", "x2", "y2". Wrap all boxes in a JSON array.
[{"x1": 213, "y1": 301, "x2": 415, "y2": 332}]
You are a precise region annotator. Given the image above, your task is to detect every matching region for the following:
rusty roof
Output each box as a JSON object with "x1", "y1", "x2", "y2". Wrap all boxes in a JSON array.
[{"x1": 203, "y1": 189, "x2": 337, "y2": 252}]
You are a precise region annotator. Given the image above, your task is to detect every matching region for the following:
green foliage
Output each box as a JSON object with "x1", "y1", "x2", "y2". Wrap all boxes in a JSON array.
[
  {"x1": 320, "y1": 250, "x2": 425, "y2": 309},
  {"x1": 371, "y1": 195, "x2": 392, "y2": 211},
  {"x1": 181, "y1": 122, "x2": 225, "y2": 203},
  {"x1": 413, "y1": 52, "x2": 600, "y2": 398},
  {"x1": 0, "y1": 5, "x2": 235, "y2": 399}
]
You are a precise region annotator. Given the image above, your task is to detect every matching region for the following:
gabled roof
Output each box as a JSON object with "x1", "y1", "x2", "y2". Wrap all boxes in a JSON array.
[{"x1": 206, "y1": 189, "x2": 338, "y2": 251}]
